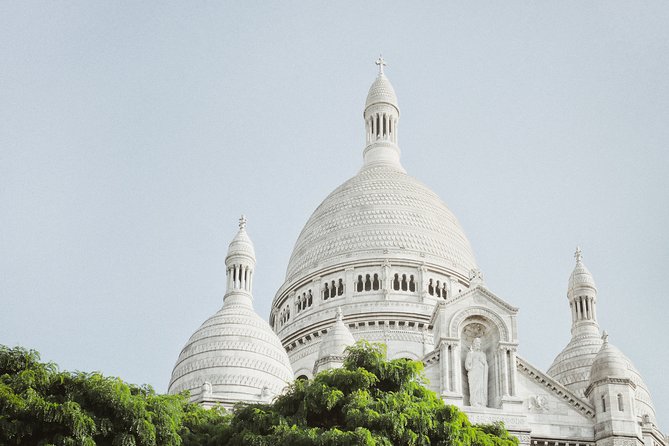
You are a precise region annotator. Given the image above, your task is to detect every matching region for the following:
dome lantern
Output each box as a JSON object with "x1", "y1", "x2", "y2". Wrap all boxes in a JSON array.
[
  {"x1": 363, "y1": 55, "x2": 403, "y2": 171},
  {"x1": 225, "y1": 215, "x2": 256, "y2": 305},
  {"x1": 567, "y1": 247, "x2": 599, "y2": 337}
]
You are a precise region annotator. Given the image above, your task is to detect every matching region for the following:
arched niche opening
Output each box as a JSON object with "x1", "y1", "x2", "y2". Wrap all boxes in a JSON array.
[{"x1": 460, "y1": 316, "x2": 501, "y2": 408}]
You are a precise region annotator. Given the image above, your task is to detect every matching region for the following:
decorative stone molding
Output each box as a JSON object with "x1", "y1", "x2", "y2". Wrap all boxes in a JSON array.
[{"x1": 516, "y1": 355, "x2": 595, "y2": 418}]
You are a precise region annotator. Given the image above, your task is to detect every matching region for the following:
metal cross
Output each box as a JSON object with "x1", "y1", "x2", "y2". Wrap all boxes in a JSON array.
[
  {"x1": 239, "y1": 214, "x2": 247, "y2": 230},
  {"x1": 574, "y1": 246, "x2": 582, "y2": 263}
]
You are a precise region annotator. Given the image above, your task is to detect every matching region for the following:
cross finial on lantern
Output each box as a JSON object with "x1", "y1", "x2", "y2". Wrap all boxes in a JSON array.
[
  {"x1": 574, "y1": 246, "x2": 583, "y2": 264},
  {"x1": 375, "y1": 54, "x2": 387, "y2": 76},
  {"x1": 239, "y1": 214, "x2": 247, "y2": 230}
]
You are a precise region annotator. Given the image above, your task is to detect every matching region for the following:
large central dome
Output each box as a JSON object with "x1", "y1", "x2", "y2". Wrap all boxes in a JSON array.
[{"x1": 285, "y1": 164, "x2": 477, "y2": 281}]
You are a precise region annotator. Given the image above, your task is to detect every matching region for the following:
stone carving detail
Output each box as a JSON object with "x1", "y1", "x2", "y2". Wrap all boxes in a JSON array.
[
  {"x1": 528, "y1": 394, "x2": 549, "y2": 412},
  {"x1": 465, "y1": 337, "x2": 488, "y2": 407},
  {"x1": 201, "y1": 381, "x2": 212, "y2": 398}
]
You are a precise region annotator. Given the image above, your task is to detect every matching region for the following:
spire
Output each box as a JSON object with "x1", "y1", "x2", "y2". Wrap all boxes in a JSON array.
[
  {"x1": 566, "y1": 247, "x2": 599, "y2": 336},
  {"x1": 224, "y1": 215, "x2": 256, "y2": 305},
  {"x1": 363, "y1": 56, "x2": 403, "y2": 171}
]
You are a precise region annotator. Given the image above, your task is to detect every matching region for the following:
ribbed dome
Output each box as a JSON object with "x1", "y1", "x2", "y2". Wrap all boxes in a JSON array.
[
  {"x1": 318, "y1": 309, "x2": 356, "y2": 360},
  {"x1": 547, "y1": 332, "x2": 603, "y2": 398},
  {"x1": 568, "y1": 252, "x2": 596, "y2": 292},
  {"x1": 590, "y1": 337, "x2": 630, "y2": 383},
  {"x1": 588, "y1": 335, "x2": 657, "y2": 423},
  {"x1": 168, "y1": 301, "x2": 294, "y2": 405},
  {"x1": 226, "y1": 217, "x2": 255, "y2": 262},
  {"x1": 365, "y1": 74, "x2": 398, "y2": 111},
  {"x1": 284, "y1": 164, "x2": 478, "y2": 281}
]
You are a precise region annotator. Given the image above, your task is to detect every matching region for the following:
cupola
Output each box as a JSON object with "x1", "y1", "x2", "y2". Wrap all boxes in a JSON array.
[{"x1": 362, "y1": 55, "x2": 403, "y2": 170}]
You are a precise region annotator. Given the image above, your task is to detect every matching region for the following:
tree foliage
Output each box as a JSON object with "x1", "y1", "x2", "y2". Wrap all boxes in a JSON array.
[
  {"x1": 218, "y1": 341, "x2": 520, "y2": 446},
  {"x1": 1, "y1": 342, "x2": 519, "y2": 446},
  {"x1": 0, "y1": 345, "x2": 219, "y2": 446}
]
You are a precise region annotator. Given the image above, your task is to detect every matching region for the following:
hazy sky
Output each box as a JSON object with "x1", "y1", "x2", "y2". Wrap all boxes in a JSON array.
[{"x1": 2, "y1": 1, "x2": 668, "y2": 430}]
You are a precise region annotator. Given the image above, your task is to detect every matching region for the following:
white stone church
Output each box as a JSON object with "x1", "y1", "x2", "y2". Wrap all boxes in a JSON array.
[{"x1": 168, "y1": 60, "x2": 667, "y2": 446}]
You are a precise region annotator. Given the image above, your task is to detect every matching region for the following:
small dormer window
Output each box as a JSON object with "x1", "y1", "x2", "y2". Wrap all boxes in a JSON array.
[
  {"x1": 617, "y1": 393, "x2": 624, "y2": 411},
  {"x1": 601, "y1": 395, "x2": 607, "y2": 412}
]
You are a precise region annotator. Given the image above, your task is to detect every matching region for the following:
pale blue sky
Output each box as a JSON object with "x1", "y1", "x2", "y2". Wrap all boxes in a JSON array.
[{"x1": 1, "y1": 1, "x2": 668, "y2": 429}]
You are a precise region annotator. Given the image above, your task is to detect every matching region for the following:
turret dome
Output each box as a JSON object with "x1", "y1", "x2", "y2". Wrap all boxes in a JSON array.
[
  {"x1": 317, "y1": 308, "x2": 356, "y2": 360},
  {"x1": 589, "y1": 333, "x2": 630, "y2": 383},
  {"x1": 586, "y1": 333, "x2": 658, "y2": 424}
]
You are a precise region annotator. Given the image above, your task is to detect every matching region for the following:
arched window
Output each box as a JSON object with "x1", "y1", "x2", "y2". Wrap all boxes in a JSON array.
[
  {"x1": 409, "y1": 275, "x2": 416, "y2": 292},
  {"x1": 401, "y1": 274, "x2": 408, "y2": 291},
  {"x1": 617, "y1": 394, "x2": 624, "y2": 411},
  {"x1": 435, "y1": 281, "x2": 442, "y2": 297},
  {"x1": 393, "y1": 273, "x2": 400, "y2": 291},
  {"x1": 337, "y1": 279, "x2": 344, "y2": 295},
  {"x1": 372, "y1": 274, "x2": 380, "y2": 290},
  {"x1": 307, "y1": 291, "x2": 313, "y2": 306},
  {"x1": 601, "y1": 395, "x2": 607, "y2": 412},
  {"x1": 356, "y1": 275, "x2": 363, "y2": 292},
  {"x1": 323, "y1": 283, "x2": 330, "y2": 300},
  {"x1": 428, "y1": 279, "x2": 434, "y2": 296},
  {"x1": 364, "y1": 274, "x2": 372, "y2": 291}
]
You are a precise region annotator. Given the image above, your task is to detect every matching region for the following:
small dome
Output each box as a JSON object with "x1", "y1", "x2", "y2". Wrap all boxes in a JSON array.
[
  {"x1": 365, "y1": 74, "x2": 399, "y2": 112},
  {"x1": 588, "y1": 333, "x2": 658, "y2": 424},
  {"x1": 226, "y1": 215, "x2": 255, "y2": 264},
  {"x1": 590, "y1": 334, "x2": 630, "y2": 383},
  {"x1": 317, "y1": 308, "x2": 356, "y2": 360},
  {"x1": 568, "y1": 248, "x2": 596, "y2": 292},
  {"x1": 168, "y1": 301, "x2": 294, "y2": 406}
]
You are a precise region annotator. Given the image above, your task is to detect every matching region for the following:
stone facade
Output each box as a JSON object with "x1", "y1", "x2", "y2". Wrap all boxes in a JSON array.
[
  {"x1": 268, "y1": 62, "x2": 667, "y2": 446},
  {"x1": 171, "y1": 61, "x2": 667, "y2": 446}
]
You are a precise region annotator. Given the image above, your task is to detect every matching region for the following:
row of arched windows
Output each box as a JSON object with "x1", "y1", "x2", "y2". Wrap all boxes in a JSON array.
[
  {"x1": 279, "y1": 306, "x2": 290, "y2": 326},
  {"x1": 296, "y1": 290, "x2": 313, "y2": 312},
  {"x1": 356, "y1": 273, "x2": 381, "y2": 292},
  {"x1": 392, "y1": 273, "x2": 416, "y2": 292},
  {"x1": 427, "y1": 278, "x2": 448, "y2": 298},
  {"x1": 366, "y1": 112, "x2": 397, "y2": 143},
  {"x1": 323, "y1": 279, "x2": 344, "y2": 300}
]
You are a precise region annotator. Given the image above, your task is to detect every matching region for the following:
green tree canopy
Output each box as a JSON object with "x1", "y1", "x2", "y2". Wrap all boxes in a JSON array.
[
  {"x1": 1, "y1": 342, "x2": 519, "y2": 446},
  {"x1": 218, "y1": 341, "x2": 519, "y2": 446},
  {"x1": 0, "y1": 345, "x2": 220, "y2": 446}
]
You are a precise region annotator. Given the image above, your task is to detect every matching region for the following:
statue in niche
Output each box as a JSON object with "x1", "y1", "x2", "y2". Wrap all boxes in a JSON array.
[
  {"x1": 201, "y1": 381, "x2": 212, "y2": 398},
  {"x1": 465, "y1": 337, "x2": 488, "y2": 407}
]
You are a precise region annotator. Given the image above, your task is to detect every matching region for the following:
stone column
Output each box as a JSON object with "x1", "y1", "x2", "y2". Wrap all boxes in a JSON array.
[
  {"x1": 500, "y1": 346, "x2": 509, "y2": 396},
  {"x1": 344, "y1": 268, "x2": 354, "y2": 298},
  {"x1": 509, "y1": 348, "x2": 517, "y2": 396},
  {"x1": 440, "y1": 342, "x2": 450, "y2": 394},
  {"x1": 418, "y1": 264, "x2": 427, "y2": 302},
  {"x1": 452, "y1": 342, "x2": 462, "y2": 394}
]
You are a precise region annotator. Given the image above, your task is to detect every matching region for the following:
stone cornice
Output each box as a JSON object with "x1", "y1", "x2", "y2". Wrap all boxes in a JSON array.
[
  {"x1": 516, "y1": 355, "x2": 595, "y2": 418},
  {"x1": 584, "y1": 377, "x2": 636, "y2": 397},
  {"x1": 442, "y1": 285, "x2": 518, "y2": 314}
]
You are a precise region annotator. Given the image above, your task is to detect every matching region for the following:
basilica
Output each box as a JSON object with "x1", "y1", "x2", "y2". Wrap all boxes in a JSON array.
[{"x1": 168, "y1": 60, "x2": 667, "y2": 446}]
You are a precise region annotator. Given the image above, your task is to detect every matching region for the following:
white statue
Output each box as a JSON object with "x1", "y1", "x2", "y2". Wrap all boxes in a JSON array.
[
  {"x1": 465, "y1": 338, "x2": 488, "y2": 407},
  {"x1": 201, "y1": 381, "x2": 212, "y2": 398}
]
